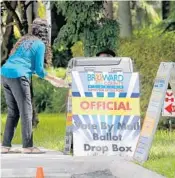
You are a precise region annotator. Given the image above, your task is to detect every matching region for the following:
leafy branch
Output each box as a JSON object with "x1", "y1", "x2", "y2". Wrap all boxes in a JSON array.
[
  {"x1": 53, "y1": 1, "x2": 119, "y2": 56},
  {"x1": 4, "y1": 1, "x2": 24, "y2": 35}
]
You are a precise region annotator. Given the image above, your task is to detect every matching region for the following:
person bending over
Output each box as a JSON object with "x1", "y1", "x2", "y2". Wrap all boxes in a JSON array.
[
  {"x1": 0, "y1": 18, "x2": 68, "y2": 154},
  {"x1": 96, "y1": 48, "x2": 116, "y2": 57}
]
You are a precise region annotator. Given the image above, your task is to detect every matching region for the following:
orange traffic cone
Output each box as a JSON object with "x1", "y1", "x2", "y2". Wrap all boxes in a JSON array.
[{"x1": 36, "y1": 167, "x2": 44, "y2": 178}]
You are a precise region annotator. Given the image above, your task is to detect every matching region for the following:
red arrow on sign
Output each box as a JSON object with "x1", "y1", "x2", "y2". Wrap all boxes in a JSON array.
[
  {"x1": 166, "y1": 92, "x2": 173, "y2": 97},
  {"x1": 165, "y1": 104, "x2": 175, "y2": 114}
]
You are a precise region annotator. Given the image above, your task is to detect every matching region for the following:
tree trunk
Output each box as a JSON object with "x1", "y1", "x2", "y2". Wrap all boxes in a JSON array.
[
  {"x1": 4, "y1": 1, "x2": 23, "y2": 34},
  {"x1": 118, "y1": 1, "x2": 132, "y2": 38},
  {"x1": 1, "y1": 1, "x2": 17, "y2": 65},
  {"x1": 33, "y1": 1, "x2": 38, "y2": 19},
  {"x1": 26, "y1": 1, "x2": 33, "y2": 31},
  {"x1": 43, "y1": 1, "x2": 51, "y2": 43},
  {"x1": 135, "y1": 1, "x2": 146, "y2": 28},
  {"x1": 162, "y1": 1, "x2": 170, "y2": 20},
  {"x1": 0, "y1": 2, "x2": 3, "y2": 48},
  {"x1": 51, "y1": 3, "x2": 66, "y2": 45},
  {"x1": 19, "y1": 1, "x2": 28, "y2": 34},
  {"x1": 103, "y1": 1, "x2": 113, "y2": 19}
]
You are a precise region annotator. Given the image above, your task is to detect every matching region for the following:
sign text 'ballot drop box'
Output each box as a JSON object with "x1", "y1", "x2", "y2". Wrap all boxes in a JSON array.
[{"x1": 64, "y1": 57, "x2": 141, "y2": 158}]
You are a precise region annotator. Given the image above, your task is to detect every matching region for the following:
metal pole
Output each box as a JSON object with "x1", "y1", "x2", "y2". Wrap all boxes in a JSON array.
[{"x1": 169, "y1": 119, "x2": 172, "y2": 132}]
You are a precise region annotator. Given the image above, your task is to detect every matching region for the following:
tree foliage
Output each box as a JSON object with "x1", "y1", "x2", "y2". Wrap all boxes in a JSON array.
[
  {"x1": 119, "y1": 29, "x2": 175, "y2": 118},
  {"x1": 1, "y1": 1, "x2": 36, "y2": 65},
  {"x1": 38, "y1": 0, "x2": 46, "y2": 18},
  {"x1": 53, "y1": 1, "x2": 119, "y2": 57}
]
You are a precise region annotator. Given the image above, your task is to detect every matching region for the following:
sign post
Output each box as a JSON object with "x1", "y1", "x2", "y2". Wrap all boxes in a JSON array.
[
  {"x1": 133, "y1": 62, "x2": 175, "y2": 163},
  {"x1": 64, "y1": 89, "x2": 73, "y2": 154}
]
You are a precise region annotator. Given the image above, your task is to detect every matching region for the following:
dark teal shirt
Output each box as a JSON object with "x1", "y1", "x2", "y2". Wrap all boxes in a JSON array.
[{"x1": 1, "y1": 39, "x2": 47, "y2": 79}]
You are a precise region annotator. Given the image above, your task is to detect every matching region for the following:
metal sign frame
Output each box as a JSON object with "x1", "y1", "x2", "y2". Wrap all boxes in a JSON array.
[
  {"x1": 133, "y1": 62, "x2": 175, "y2": 163},
  {"x1": 64, "y1": 57, "x2": 134, "y2": 155}
]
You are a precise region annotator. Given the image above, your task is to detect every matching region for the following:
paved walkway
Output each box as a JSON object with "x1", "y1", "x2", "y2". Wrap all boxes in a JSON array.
[{"x1": 1, "y1": 145, "x2": 165, "y2": 178}]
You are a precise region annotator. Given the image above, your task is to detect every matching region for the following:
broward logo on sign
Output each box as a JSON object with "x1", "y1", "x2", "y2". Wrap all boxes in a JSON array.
[
  {"x1": 87, "y1": 72, "x2": 124, "y2": 92},
  {"x1": 71, "y1": 71, "x2": 141, "y2": 157}
]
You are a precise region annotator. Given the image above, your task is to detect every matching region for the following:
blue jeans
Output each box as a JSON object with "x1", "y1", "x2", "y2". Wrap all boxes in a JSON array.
[{"x1": 2, "y1": 76, "x2": 33, "y2": 148}]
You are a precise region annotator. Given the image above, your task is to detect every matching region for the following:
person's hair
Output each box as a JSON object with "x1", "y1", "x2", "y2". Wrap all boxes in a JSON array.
[
  {"x1": 96, "y1": 48, "x2": 116, "y2": 57},
  {"x1": 9, "y1": 18, "x2": 52, "y2": 67}
]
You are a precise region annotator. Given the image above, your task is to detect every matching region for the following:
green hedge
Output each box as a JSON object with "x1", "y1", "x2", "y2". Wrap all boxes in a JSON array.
[
  {"x1": 118, "y1": 29, "x2": 175, "y2": 119},
  {"x1": 1, "y1": 88, "x2": 7, "y2": 113},
  {"x1": 32, "y1": 76, "x2": 68, "y2": 113}
]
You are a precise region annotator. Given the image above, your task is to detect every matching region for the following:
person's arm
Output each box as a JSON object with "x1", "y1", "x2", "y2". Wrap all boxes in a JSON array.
[
  {"x1": 34, "y1": 42, "x2": 47, "y2": 79},
  {"x1": 34, "y1": 42, "x2": 69, "y2": 88}
]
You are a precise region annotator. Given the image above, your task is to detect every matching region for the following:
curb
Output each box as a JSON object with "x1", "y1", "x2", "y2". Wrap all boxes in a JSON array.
[{"x1": 109, "y1": 158, "x2": 165, "y2": 178}]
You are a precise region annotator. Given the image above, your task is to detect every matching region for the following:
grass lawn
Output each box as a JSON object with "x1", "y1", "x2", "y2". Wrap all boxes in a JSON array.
[
  {"x1": 143, "y1": 130, "x2": 175, "y2": 178},
  {"x1": 1, "y1": 113, "x2": 175, "y2": 178},
  {"x1": 1, "y1": 113, "x2": 66, "y2": 151}
]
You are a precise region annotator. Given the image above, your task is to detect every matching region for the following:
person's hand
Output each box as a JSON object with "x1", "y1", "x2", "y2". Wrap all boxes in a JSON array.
[
  {"x1": 49, "y1": 76, "x2": 69, "y2": 88},
  {"x1": 45, "y1": 74, "x2": 69, "y2": 88}
]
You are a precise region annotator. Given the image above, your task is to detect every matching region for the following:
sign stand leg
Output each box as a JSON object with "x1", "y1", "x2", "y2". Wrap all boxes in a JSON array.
[
  {"x1": 169, "y1": 119, "x2": 172, "y2": 132},
  {"x1": 133, "y1": 62, "x2": 174, "y2": 163},
  {"x1": 64, "y1": 89, "x2": 73, "y2": 155}
]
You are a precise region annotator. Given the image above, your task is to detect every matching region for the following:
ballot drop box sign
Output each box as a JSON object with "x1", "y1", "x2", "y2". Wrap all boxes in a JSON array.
[{"x1": 71, "y1": 71, "x2": 141, "y2": 157}]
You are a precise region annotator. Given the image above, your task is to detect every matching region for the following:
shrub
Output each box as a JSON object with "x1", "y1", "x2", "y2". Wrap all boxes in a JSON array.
[
  {"x1": 52, "y1": 48, "x2": 72, "y2": 68},
  {"x1": 44, "y1": 87, "x2": 68, "y2": 113},
  {"x1": 118, "y1": 29, "x2": 175, "y2": 120},
  {"x1": 1, "y1": 87, "x2": 7, "y2": 113},
  {"x1": 71, "y1": 41, "x2": 84, "y2": 57},
  {"x1": 32, "y1": 75, "x2": 68, "y2": 113}
]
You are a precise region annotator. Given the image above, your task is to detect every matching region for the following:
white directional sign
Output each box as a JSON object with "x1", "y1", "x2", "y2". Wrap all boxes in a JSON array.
[
  {"x1": 162, "y1": 89, "x2": 175, "y2": 117},
  {"x1": 133, "y1": 62, "x2": 175, "y2": 163}
]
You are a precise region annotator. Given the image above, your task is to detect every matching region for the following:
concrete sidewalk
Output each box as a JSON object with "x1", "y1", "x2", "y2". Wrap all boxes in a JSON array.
[{"x1": 1, "y1": 145, "x2": 165, "y2": 178}]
